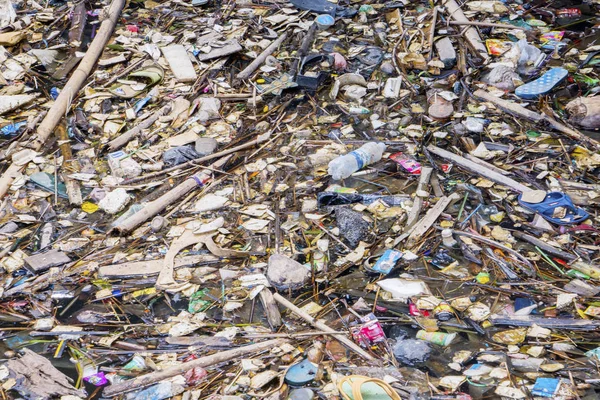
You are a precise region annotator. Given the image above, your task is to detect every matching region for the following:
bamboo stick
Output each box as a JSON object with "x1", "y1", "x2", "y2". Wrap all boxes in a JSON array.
[
  {"x1": 448, "y1": 20, "x2": 526, "y2": 30},
  {"x1": 112, "y1": 156, "x2": 231, "y2": 234},
  {"x1": 107, "y1": 103, "x2": 172, "y2": 151},
  {"x1": 123, "y1": 132, "x2": 271, "y2": 184},
  {"x1": 442, "y1": 0, "x2": 489, "y2": 62},
  {"x1": 103, "y1": 339, "x2": 288, "y2": 397},
  {"x1": 236, "y1": 33, "x2": 288, "y2": 80},
  {"x1": 0, "y1": 0, "x2": 127, "y2": 199},
  {"x1": 273, "y1": 292, "x2": 377, "y2": 363},
  {"x1": 474, "y1": 89, "x2": 599, "y2": 150}
]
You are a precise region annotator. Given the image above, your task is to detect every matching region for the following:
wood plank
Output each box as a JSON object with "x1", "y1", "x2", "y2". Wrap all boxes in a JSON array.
[{"x1": 427, "y1": 144, "x2": 531, "y2": 193}]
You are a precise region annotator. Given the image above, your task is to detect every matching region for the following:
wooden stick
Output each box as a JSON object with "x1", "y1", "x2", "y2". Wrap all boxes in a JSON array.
[
  {"x1": 102, "y1": 339, "x2": 288, "y2": 397},
  {"x1": 474, "y1": 89, "x2": 599, "y2": 150},
  {"x1": 454, "y1": 230, "x2": 533, "y2": 267},
  {"x1": 427, "y1": 7, "x2": 439, "y2": 61},
  {"x1": 244, "y1": 331, "x2": 347, "y2": 338},
  {"x1": 0, "y1": 0, "x2": 126, "y2": 199},
  {"x1": 100, "y1": 56, "x2": 148, "y2": 88},
  {"x1": 442, "y1": 0, "x2": 489, "y2": 61},
  {"x1": 56, "y1": 124, "x2": 82, "y2": 205},
  {"x1": 107, "y1": 103, "x2": 172, "y2": 151},
  {"x1": 273, "y1": 293, "x2": 377, "y2": 362},
  {"x1": 259, "y1": 287, "x2": 282, "y2": 330},
  {"x1": 112, "y1": 156, "x2": 231, "y2": 234},
  {"x1": 464, "y1": 154, "x2": 510, "y2": 176},
  {"x1": 236, "y1": 33, "x2": 288, "y2": 81},
  {"x1": 405, "y1": 194, "x2": 461, "y2": 248},
  {"x1": 427, "y1": 144, "x2": 531, "y2": 193},
  {"x1": 448, "y1": 20, "x2": 526, "y2": 30},
  {"x1": 405, "y1": 167, "x2": 433, "y2": 228},
  {"x1": 123, "y1": 132, "x2": 271, "y2": 185},
  {"x1": 512, "y1": 231, "x2": 576, "y2": 261}
]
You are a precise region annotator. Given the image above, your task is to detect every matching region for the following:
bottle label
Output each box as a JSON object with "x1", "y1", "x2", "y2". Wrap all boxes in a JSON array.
[{"x1": 349, "y1": 150, "x2": 367, "y2": 170}]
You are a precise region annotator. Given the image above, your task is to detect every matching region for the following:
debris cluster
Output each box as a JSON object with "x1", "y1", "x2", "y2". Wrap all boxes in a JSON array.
[{"x1": 2, "y1": 0, "x2": 600, "y2": 399}]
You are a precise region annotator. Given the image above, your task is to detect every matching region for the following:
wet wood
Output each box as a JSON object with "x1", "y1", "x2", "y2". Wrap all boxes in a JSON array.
[
  {"x1": 6, "y1": 348, "x2": 86, "y2": 399},
  {"x1": 273, "y1": 292, "x2": 377, "y2": 362},
  {"x1": 427, "y1": 144, "x2": 531, "y2": 193},
  {"x1": 103, "y1": 339, "x2": 289, "y2": 396},
  {"x1": 259, "y1": 287, "x2": 282, "y2": 330}
]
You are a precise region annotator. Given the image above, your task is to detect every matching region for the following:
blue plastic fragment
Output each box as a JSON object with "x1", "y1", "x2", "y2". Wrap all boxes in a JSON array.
[
  {"x1": 134, "y1": 94, "x2": 152, "y2": 114},
  {"x1": 371, "y1": 249, "x2": 403, "y2": 274},
  {"x1": 514, "y1": 297, "x2": 536, "y2": 313},
  {"x1": 515, "y1": 67, "x2": 568, "y2": 99},
  {"x1": 532, "y1": 377, "x2": 560, "y2": 398},
  {"x1": 50, "y1": 87, "x2": 60, "y2": 100},
  {"x1": 1, "y1": 121, "x2": 26, "y2": 136}
]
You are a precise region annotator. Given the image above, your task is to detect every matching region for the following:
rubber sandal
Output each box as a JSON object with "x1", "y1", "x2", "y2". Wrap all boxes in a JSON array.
[
  {"x1": 518, "y1": 191, "x2": 589, "y2": 225},
  {"x1": 515, "y1": 67, "x2": 568, "y2": 99},
  {"x1": 338, "y1": 375, "x2": 401, "y2": 400},
  {"x1": 109, "y1": 64, "x2": 164, "y2": 99}
]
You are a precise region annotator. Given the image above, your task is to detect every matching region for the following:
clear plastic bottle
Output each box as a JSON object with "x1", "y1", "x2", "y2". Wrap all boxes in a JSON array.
[{"x1": 327, "y1": 142, "x2": 386, "y2": 180}]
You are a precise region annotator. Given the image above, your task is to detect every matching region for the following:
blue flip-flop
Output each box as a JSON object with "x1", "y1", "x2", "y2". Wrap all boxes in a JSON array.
[
  {"x1": 518, "y1": 191, "x2": 588, "y2": 225},
  {"x1": 515, "y1": 67, "x2": 568, "y2": 99}
]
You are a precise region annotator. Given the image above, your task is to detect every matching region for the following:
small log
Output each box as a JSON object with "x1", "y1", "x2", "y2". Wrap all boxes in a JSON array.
[
  {"x1": 427, "y1": 144, "x2": 531, "y2": 193},
  {"x1": 102, "y1": 339, "x2": 288, "y2": 397},
  {"x1": 259, "y1": 287, "x2": 282, "y2": 330},
  {"x1": 236, "y1": 33, "x2": 288, "y2": 81},
  {"x1": 107, "y1": 103, "x2": 172, "y2": 151},
  {"x1": 405, "y1": 194, "x2": 460, "y2": 248},
  {"x1": 442, "y1": 0, "x2": 489, "y2": 61},
  {"x1": 474, "y1": 89, "x2": 599, "y2": 149},
  {"x1": 56, "y1": 124, "x2": 82, "y2": 205},
  {"x1": 273, "y1": 292, "x2": 377, "y2": 363},
  {"x1": 112, "y1": 156, "x2": 231, "y2": 234},
  {"x1": 405, "y1": 167, "x2": 433, "y2": 228},
  {"x1": 427, "y1": 7, "x2": 439, "y2": 61}
]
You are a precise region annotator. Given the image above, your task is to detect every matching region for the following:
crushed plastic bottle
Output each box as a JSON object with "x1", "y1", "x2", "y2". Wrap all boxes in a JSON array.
[{"x1": 327, "y1": 142, "x2": 386, "y2": 180}]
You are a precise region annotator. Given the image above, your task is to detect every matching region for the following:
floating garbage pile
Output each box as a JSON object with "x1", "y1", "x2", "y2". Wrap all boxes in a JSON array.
[{"x1": 2, "y1": 0, "x2": 600, "y2": 399}]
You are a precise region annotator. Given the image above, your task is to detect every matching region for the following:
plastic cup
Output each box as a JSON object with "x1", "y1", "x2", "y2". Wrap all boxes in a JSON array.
[
  {"x1": 315, "y1": 14, "x2": 335, "y2": 30},
  {"x1": 416, "y1": 330, "x2": 457, "y2": 347}
]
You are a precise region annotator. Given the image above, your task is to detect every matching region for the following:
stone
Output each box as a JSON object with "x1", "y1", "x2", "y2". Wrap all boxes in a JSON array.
[
  {"x1": 336, "y1": 207, "x2": 370, "y2": 248},
  {"x1": 392, "y1": 339, "x2": 431, "y2": 366},
  {"x1": 195, "y1": 97, "x2": 221, "y2": 122},
  {"x1": 151, "y1": 216, "x2": 167, "y2": 232},
  {"x1": 380, "y1": 61, "x2": 395, "y2": 75},
  {"x1": 289, "y1": 388, "x2": 314, "y2": 400},
  {"x1": 463, "y1": 117, "x2": 486, "y2": 133},
  {"x1": 266, "y1": 254, "x2": 310, "y2": 290},
  {"x1": 194, "y1": 137, "x2": 218, "y2": 156},
  {"x1": 482, "y1": 64, "x2": 523, "y2": 91}
]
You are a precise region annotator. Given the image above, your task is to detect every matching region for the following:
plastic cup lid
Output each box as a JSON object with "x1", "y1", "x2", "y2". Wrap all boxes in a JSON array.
[{"x1": 316, "y1": 14, "x2": 335, "y2": 26}]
